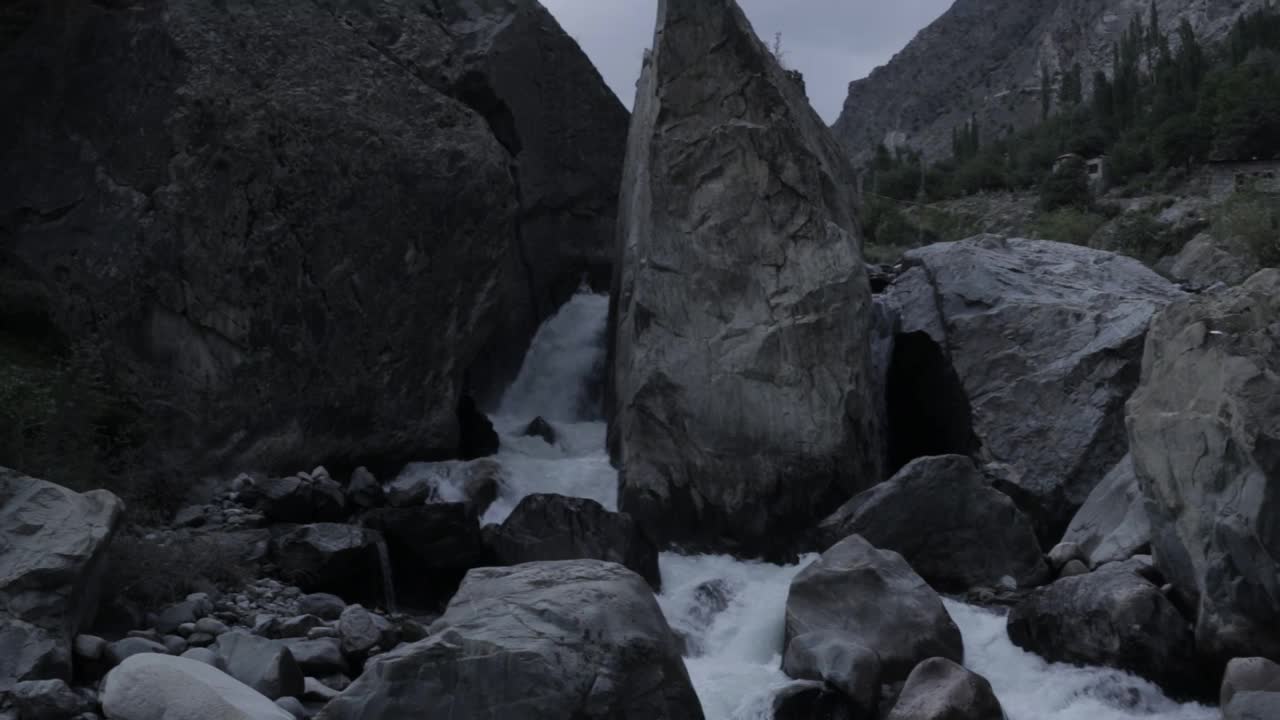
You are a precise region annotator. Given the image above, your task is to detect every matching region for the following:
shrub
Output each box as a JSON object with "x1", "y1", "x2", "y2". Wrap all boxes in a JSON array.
[
  {"x1": 107, "y1": 532, "x2": 252, "y2": 608},
  {"x1": 1103, "y1": 211, "x2": 1162, "y2": 261},
  {"x1": 1211, "y1": 192, "x2": 1280, "y2": 265},
  {"x1": 1033, "y1": 208, "x2": 1108, "y2": 246},
  {"x1": 1039, "y1": 157, "x2": 1091, "y2": 212},
  {"x1": 862, "y1": 197, "x2": 926, "y2": 262}
]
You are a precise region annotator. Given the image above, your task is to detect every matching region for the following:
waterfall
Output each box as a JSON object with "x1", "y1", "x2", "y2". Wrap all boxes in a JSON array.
[
  {"x1": 373, "y1": 536, "x2": 397, "y2": 615},
  {"x1": 495, "y1": 290, "x2": 609, "y2": 423},
  {"x1": 481, "y1": 290, "x2": 617, "y2": 526}
]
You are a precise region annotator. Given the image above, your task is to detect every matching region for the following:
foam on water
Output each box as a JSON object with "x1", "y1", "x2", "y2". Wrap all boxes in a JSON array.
[
  {"x1": 657, "y1": 553, "x2": 817, "y2": 720},
  {"x1": 944, "y1": 599, "x2": 1216, "y2": 720},
  {"x1": 480, "y1": 289, "x2": 1216, "y2": 720},
  {"x1": 481, "y1": 418, "x2": 616, "y2": 524}
]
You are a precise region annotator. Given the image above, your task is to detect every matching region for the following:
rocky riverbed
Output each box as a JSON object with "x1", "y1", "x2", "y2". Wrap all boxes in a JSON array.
[{"x1": 2, "y1": 0, "x2": 1279, "y2": 719}]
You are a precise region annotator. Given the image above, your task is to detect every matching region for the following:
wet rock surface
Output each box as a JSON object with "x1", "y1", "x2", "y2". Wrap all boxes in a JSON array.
[{"x1": 785, "y1": 535, "x2": 963, "y2": 681}]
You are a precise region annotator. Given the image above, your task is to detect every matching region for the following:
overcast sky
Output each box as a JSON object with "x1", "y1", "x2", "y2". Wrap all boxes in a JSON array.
[{"x1": 541, "y1": 1, "x2": 954, "y2": 124}]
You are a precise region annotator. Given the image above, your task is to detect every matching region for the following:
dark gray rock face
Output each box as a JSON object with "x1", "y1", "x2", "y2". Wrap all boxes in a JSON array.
[
  {"x1": 487, "y1": 493, "x2": 660, "y2": 589},
  {"x1": 785, "y1": 535, "x2": 962, "y2": 681},
  {"x1": 317, "y1": 561, "x2": 703, "y2": 720},
  {"x1": 781, "y1": 632, "x2": 880, "y2": 717},
  {"x1": 1127, "y1": 269, "x2": 1280, "y2": 664},
  {"x1": 885, "y1": 658, "x2": 1003, "y2": 720},
  {"x1": 885, "y1": 237, "x2": 1183, "y2": 540},
  {"x1": 1006, "y1": 562, "x2": 1199, "y2": 694},
  {"x1": 770, "y1": 681, "x2": 854, "y2": 720},
  {"x1": 609, "y1": 0, "x2": 883, "y2": 557},
  {"x1": 1060, "y1": 454, "x2": 1151, "y2": 568},
  {"x1": 427, "y1": 0, "x2": 630, "y2": 402},
  {"x1": 9, "y1": 679, "x2": 89, "y2": 720},
  {"x1": 818, "y1": 455, "x2": 1047, "y2": 591},
  {"x1": 0, "y1": 0, "x2": 624, "y2": 476},
  {"x1": 1163, "y1": 233, "x2": 1262, "y2": 292},
  {"x1": 0, "y1": 468, "x2": 122, "y2": 689},
  {"x1": 361, "y1": 504, "x2": 489, "y2": 609},
  {"x1": 213, "y1": 632, "x2": 305, "y2": 701},
  {"x1": 269, "y1": 524, "x2": 385, "y2": 605}
]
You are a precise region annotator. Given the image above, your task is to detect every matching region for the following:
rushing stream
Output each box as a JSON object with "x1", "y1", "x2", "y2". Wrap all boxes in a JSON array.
[{"x1": 478, "y1": 290, "x2": 1216, "y2": 720}]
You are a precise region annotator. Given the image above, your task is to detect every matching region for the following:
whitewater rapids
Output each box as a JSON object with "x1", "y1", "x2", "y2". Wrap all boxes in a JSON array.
[{"x1": 476, "y1": 290, "x2": 1215, "y2": 720}]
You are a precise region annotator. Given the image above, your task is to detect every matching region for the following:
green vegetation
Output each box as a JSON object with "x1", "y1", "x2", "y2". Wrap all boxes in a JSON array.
[
  {"x1": 864, "y1": 5, "x2": 1280, "y2": 203},
  {"x1": 108, "y1": 532, "x2": 250, "y2": 607},
  {"x1": 0, "y1": 332, "x2": 172, "y2": 518},
  {"x1": 1039, "y1": 156, "x2": 1091, "y2": 211},
  {"x1": 1032, "y1": 208, "x2": 1108, "y2": 246},
  {"x1": 1211, "y1": 192, "x2": 1280, "y2": 264},
  {"x1": 860, "y1": 195, "x2": 985, "y2": 262}
]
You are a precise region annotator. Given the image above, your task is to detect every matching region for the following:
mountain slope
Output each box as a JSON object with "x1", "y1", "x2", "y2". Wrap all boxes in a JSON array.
[{"x1": 833, "y1": 0, "x2": 1268, "y2": 166}]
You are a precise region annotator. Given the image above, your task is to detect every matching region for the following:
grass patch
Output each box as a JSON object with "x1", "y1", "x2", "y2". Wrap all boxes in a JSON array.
[
  {"x1": 1032, "y1": 208, "x2": 1108, "y2": 246},
  {"x1": 108, "y1": 532, "x2": 252, "y2": 608},
  {"x1": 861, "y1": 196, "x2": 984, "y2": 263},
  {"x1": 1211, "y1": 192, "x2": 1280, "y2": 266}
]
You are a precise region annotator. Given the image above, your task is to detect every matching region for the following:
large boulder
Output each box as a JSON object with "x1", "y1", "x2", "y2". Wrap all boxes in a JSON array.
[
  {"x1": 213, "y1": 632, "x2": 305, "y2": 701},
  {"x1": 1126, "y1": 269, "x2": 1280, "y2": 663},
  {"x1": 781, "y1": 632, "x2": 880, "y2": 717},
  {"x1": 885, "y1": 658, "x2": 1003, "y2": 720},
  {"x1": 360, "y1": 504, "x2": 489, "y2": 609},
  {"x1": 317, "y1": 561, "x2": 703, "y2": 719},
  {"x1": 9, "y1": 678, "x2": 90, "y2": 720},
  {"x1": 0, "y1": 469, "x2": 122, "y2": 688},
  {"x1": 0, "y1": 0, "x2": 518, "y2": 475},
  {"x1": 269, "y1": 524, "x2": 385, "y2": 605},
  {"x1": 101, "y1": 653, "x2": 294, "y2": 720},
  {"x1": 1006, "y1": 561, "x2": 1199, "y2": 694},
  {"x1": 784, "y1": 535, "x2": 962, "y2": 681},
  {"x1": 1223, "y1": 657, "x2": 1280, "y2": 707},
  {"x1": 0, "y1": 619, "x2": 62, "y2": 686},
  {"x1": 608, "y1": 0, "x2": 883, "y2": 557},
  {"x1": 1162, "y1": 232, "x2": 1260, "y2": 291},
  {"x1": 885, "y1": 236, "x2": 1183, "y2": 540},
  {"x1": 487, "y1": 493, "x2": 660, "y2": 589},
  {"x1": 1059, "y1": 454, "x2": 1151, "y2": 568},
  {"x1": 817, "y1": 455, "x2": 1047, "y2": 591}
]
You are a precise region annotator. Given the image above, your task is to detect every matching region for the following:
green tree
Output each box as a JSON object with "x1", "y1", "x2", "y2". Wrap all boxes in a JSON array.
[
  {"x1": 1201, "y1": 52, "x2": 1280, "y2": 161},
  {"x1": 1040, "y1": 155, "x2": 1092, "y2": 211}
]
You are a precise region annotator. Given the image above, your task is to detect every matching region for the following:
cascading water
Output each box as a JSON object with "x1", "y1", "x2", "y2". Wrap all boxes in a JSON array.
[
  {"x1": 943, "y1": 601, "x2": 1215, "y2": 720},
  {"x1": 483, "y1": 290, "x2": 617, "y2": 524},
  {"x1": 372, "y1": 536, "x2": 398, "y2": 615},
  {"x1": 481, "y1": 289, "x2": 1217, "y2": 720}
]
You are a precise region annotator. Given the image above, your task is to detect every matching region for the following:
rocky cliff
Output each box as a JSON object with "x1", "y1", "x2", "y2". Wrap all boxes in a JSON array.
[
  {"x1": 833, "y1": 0, "x2": 1269, "y2": 165},
  {"x1": 0, "y1": 0, "x2": 625, "y2": 477},
  {"x1": 610, "y1": 0, "x2": 883, "y2": 557}
]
